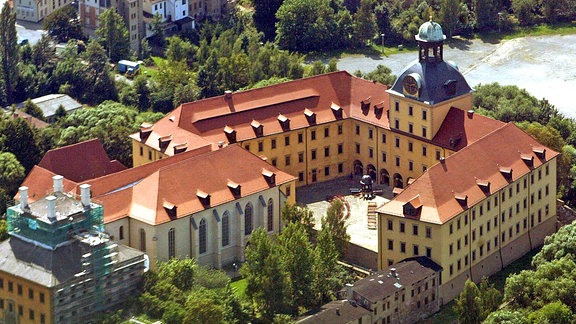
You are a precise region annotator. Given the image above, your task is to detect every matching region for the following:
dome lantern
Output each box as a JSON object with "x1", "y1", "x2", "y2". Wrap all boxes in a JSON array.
[{"x1": 415, "y1": 18, "x2": 446, "y2": 63}]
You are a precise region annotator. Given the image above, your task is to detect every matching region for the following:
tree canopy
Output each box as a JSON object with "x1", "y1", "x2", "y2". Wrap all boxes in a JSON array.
[{"x1": 96, "y1": 8, "x2": 130, "y2": 62}]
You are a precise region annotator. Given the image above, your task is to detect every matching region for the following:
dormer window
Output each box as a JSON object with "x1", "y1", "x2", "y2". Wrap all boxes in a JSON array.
[
  {"x1": 227, "y1": 180, "x2": 241, "y2": 197},
  {"x1": 444, "y1": 80, "x2": 457, "y2": 96},
  {"x1": 277, "y1": 114, "x2": 290, "y2": 131},
  {"x1": 361, "y1": 97, "x2": 371, "y2": 112},
  {"x1": 304, "y1": 108, "x2": 316, "y2": 124},
  {"x1": 158, "y1": 135, "x2": 172, "y2": 150},
  {"x1": 476, "y1": 179, "x2": 490, "y2": 193},
  {"x1": 251, "y1": 120, "x2": 263, "y2": 137},
  {"x1": 197, "y1": 190, "x2": 210, "y2": 207},
  {"x1": 533, "y1": 147, "x2": 546, "y2": 159},
  {"x1": 331, "y1": 102, "x2": 342, "y2": 119},
  {"x1": 454, "y1": 193, "x2": 468, "y2": 207},
  {"x1": 499, "y1": 166, "x2": 513, "y2": 180},
  {"x1": 139, "y1": 122, "x2": 153, "y2": 140},
  {"x1": 262, "y1": 168, "x2": 276, "y2": 186},
  {"x1": 173, "y1": 143, "x2": 187, "y2": 154},
  {"x1": 521, "y1": 153, "x2": 534, "y2": 167},
  {"x1": 163, "y1": 201, "x2": 177, "y2": 219},
  {"x1": 224, "y1": 125, "x2": 237, "y2": 143},
  {"x1": 374, "y1": 102, "x2": 385, "y2": 118},
  {"x1": 403, "y1": 195, "x2": 422, "y2": 217}
]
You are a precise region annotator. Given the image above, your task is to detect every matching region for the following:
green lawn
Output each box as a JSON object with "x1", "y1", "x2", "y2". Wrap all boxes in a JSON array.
[{"x1": 230, "y1": 278, "x2": 248, "y2": 299}]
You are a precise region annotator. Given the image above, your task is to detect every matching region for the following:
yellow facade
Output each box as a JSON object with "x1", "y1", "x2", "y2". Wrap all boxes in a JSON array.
[
  {"x1": 0, "y1": 272, "x2": 52, "y2": 324},
  {"x1": 378, "y1": 160, "x2": 557, "y2": 303}
]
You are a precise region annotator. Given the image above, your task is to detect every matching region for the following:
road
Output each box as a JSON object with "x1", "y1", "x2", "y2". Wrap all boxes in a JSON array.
[{"x1": 338, "y1": 34, "x2": 576, "y2": 118}]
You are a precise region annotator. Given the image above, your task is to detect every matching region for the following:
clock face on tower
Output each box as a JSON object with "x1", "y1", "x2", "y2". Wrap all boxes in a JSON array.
[{"x1": 403, "y1": 75, "x2": 420, "y2": 96}]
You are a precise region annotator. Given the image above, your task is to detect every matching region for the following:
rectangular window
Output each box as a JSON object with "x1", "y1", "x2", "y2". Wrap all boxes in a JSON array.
[
  {"x1": 258, "y1": 142, "x2": 263, "y2": 152},
  {"x1": 409, "y1": 161, "x2": 413, "y2": 171},
  {"x1": 382, "y1": 133, "x2": 387, "y2": 143},
  {"x1": 285, "y1": 155, "x2": 291, "y2": 166},
  {"x1": 395, "y1": 119, "x2": 399, "y2": 129},
  {"x1": 395, "y1": 137, "x2": 400, "y2": 148},
  {"x1": 324, "y1": 127, "x2": 330, "y2": 137},
  {"x1": 400, "y1": 222, "x2": 405, "y2": 233},
  {"x1": 436, "y1": 150, "x2": 441, "y2": 160},
  {"x1": 324, "y1": 146, "x2": 330, "y2": 157},
  {"x1": 285, "y1": 135, "x2": 290, "y2": 146},
  {"x1": 298, "y1": 133, "x2": 303, "y2": 143},
  {"x1": 422, "y1": 146, "x2": 427, "y2": 156},
  {"x1": 338, "y1": 163, "x2": 343, "y2": 173},
  {"x1": 426, "y1": 247, "x2": 432, "y2": 258},
  {"x1": 355, "y1": 143, "x2": 360, "y2": 154},
  {"x1": 356, "y1": 125, "x2": 360, "y2": 135},
  {"x1": 413, "y1": 245, "x2": 419, "y2": 256},
  {"x1": 324, "y1": 166, "x2": 330, "y2": 176},
  {"x1": 425, "y1": 226, "x2": 431, "y2": 238},
  {"x1": 422, "y1": 127, "x2": 427, "y2": 137},
  {"x1": 298, "y1": 172, "x2": 304, "y2": 182},
  {"x1": 422, "y1": 109, "x2": 427, "y2": 120},
  {"x1": 40, "y1": 292, "x2": 45, "y2": 303},
  {"x1": 298, "y1": 152, "x2": 304, "y2": 163},
  {"x1": 271, "y1": 139, "x2": 276, "y2": 149},
  {"x1": 388, "y1": 219, "x2": 393, "y2": 230},
  {"x1": 388, "y1": 239, "x2": 394, "y2": 250},
  {"x1": 311, "y1": 150, "x2": 316, "y2": 160},
  {"x1": 408, "y1": 142, "x2": 413, "y2": 151},
  {"x1": 395, "y1": 101, "x2": 399, "y2": 111},
  {"x1": 449, "y1": 244, "x2": 453, "y2": 255},
  {"x1": 412, "y1": 224, "x2": 418, "y2": 236},
  {"x1": 395, "y1": 156, "x2": 400, "y2": 167},
  {"x1": 408, "y1": 123, "x2": 413, "y2": 133},
  {"x1": 382, "y1": 152, "x2": 387, "y2": 162},
  {"x1": 408, "y1": 106, "x2": 413, "y2": 115},
  {"x1": 368, "y1": 128, "x2": 373, "y2": 139},
  {"x1": 338, "y1": 143, "x2": 343, "y2": 154},
  {"x1": 311, "y1": 130, "x2": 316, "y2": 140},
  {"x1": 338, "y1": 124, "x2": 343, "y2": 134},
  {"x1": 17, "y1": 284, "x2": 22, "y2": 295},
  {"x1": 29, "y1": 288, "x2": 33, "y2": 299},
  {"x1": 400, "y1": 242, "x2": 406, "y2": 253}
]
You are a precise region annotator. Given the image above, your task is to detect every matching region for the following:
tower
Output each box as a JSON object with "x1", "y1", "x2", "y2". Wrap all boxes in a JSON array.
[{"x1": 387, "y1": 19, "x2": 473, "y2": 141}]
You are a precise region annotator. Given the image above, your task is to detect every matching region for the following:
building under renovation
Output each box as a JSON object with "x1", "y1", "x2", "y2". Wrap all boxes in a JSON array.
[{"x1": 0, "y1": 176, "x2": 147, "y2": 324}]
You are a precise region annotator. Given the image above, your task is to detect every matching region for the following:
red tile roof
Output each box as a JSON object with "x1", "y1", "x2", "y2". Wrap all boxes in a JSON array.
[
  {"x1": 377, "y1": 123, "x2": 559, "y2": 224},
  {"x1": 431, "y1": 108, "x2": 505, "y2": 150},
  {"x1": 130, "y1": 71, "x2": 390, "y2": 153},
  {"x1": 37, "y1": 139, "x2": 127, "y2": 182},
  {"x1": 19, "y1": 144, "x2": 295, "y2": 225}
]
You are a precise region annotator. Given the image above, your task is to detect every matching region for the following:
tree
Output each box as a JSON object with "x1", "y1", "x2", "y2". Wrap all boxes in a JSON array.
[
  {"x1": 281, "y1": 203, "x2": 315, "y2": 237},
  {"x1": 313, "y1": 224, "x2": 346, "y2": 305},
  {"x1": 322, "y1": 198, "x2": 350, "y2": 257},
  {"x1": 278, "y1": 222, "x2": 316, "y2": 312},
  {"x1": 253, "y1": 0, "x2": 283, "y2": 41},
  {"x1": 512, "y1": 0, "x2": 537, "y2": 25},
  {"x1": 0, "y1": 118, "x2": 41, "y2": 172},
  {"x1": 133, "y1": 75, "x2": 151, "y2": 111},
  {"x1": 353, "y1": 0, "x2": 378, "y2": 46},
  {"x1": 474, "y1": 0, "x2": 500, "y2": 31},
  {"x1": 478, "y1": 277, "x2": 502, "y2": 319},
  {"x1": 0, "y1": 2, "x2": 19, "y2": 105},
  {"x1": 96, "y1": 8, "x2": 130, "y2": 62},
  {"x1": 275, "y1": 0, "x2": 339, "y2": 52},
  {"x1": 43, "y1": 5, "x2": 84, "y2": 43},
  {"x1": 532, "y1": 221, "x2": 576, "y2": 267},
  {"x1": 0, "y1": 219, "x2": 8, "y2": 241},
  {"x1": 528, "y1": 301, "x2": 574, "y2": 324},
  {"x1": 362, "y1": 64, "x2": 397, "y2": 86},
  {"x1": 21, "y1": 99, "x2": 45, "y2": 121},
  {"x1": 82, "y1": 41, "x2": 117, "y2": 104},
  {"x1": 149, "y1": 13, "x2": 165, "y2": 48},
  {"x1": 454, "y1": 279, "x2": 483, "y2": 324},
  {"x1": 484, "y1": 309, "x2": 529, "y2": 323},
  {"x1": 165, "y1": 36, "x2": 195, "y2": 65},
  {"x1": 241, "y1": 228, "x2": 292, "y2": 321},
  {"x1": 440, "y1": 0, "x2": 461, "y2": 38},
  {"x1": 0, "y1": 152, "x2": 26, "y2": 195}
]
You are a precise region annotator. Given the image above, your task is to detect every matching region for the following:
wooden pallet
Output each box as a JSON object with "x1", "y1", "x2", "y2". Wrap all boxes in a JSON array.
[{"x1": 367, "y1": 202, "x2": 377, "y2": 229}]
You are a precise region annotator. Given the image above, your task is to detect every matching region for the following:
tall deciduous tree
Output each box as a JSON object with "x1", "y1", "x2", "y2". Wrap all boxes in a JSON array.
[
  {"x1": 43, "y1": 5, "x2": 85, "y2": 43},
  {"x1": 0, "y1": 152, "x2": 26, "y2": 195},
  {"x1": 440, "y1": 0, "x2": 461, "y2": 38},
  {"x1": 353, "y1": 0, "x2": 378, "y2": 46},
  {"x1": 322, "y1": 198, "x2": 350, "y2": 257},
  {"x1": 281, "y1": 203, "x2": 315, "y2": 237},
  {"x1": 474, "y1": 0, "x2": 500, "y2": 31},
  {"x1": 96, "y1": 8, "x2": 130, "y2": 62},
  {"x1": 454, "y1": 279, "x2": 483, "y2": 324},
  {"x1": 0, "y1": 118, "x2": 41, "y2": 172},
  {"x1": 241, "y1": 228, "x2": 292, "y2": 321},
  {"x1": 0, "y1": 2, "x2": 19, "y2": 105},
  {"x1": 278, "y1": 222, "x2": 316, "y2": 312},
  {"x1": 313, "y1": 224, "x2": 346, "y2": 305},
  {"x1": 82, "y1": 40, "x2": 117, "y2": 104},
  {"x1": 252, "y1": 0, "x2": 283, "y2": 41}
]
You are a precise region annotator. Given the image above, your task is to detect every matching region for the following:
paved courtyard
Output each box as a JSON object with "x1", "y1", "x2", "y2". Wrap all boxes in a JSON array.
[{"x1": 296, "y1": 176, "x2": 393, "y2": 252}]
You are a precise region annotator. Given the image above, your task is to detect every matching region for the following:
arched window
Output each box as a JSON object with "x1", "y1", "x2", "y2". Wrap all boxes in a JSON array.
[
  {"x1": 199, "y1": 219, "x2": 207, "y2": 254},
  {"x1": 119, "y1": 225, "x2": 124, "y2": 240},
  {"x1": 267, "y1": 198, "x2": 274, "y2": 232},
  {"x1": 222, "y1": 211, "x2": 230, "y2": 246},
  {"x1": 245, "y1": 203, "x2": 253, "y2": 235},
  {"x1": 168, "y1": 228, "x2": 175, "y2": 258},
  {"x1": 139, "y1": 228, "x2": 146, "y2": 252}
]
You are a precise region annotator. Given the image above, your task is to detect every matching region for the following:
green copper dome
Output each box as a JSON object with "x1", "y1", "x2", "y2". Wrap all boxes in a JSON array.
[{"x1": 416, "y1": 19, "x2": 446, "y2": 42}]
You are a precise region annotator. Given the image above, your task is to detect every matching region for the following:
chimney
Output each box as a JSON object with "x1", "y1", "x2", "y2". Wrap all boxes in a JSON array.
[
  {"x1": 224, "y1": 90, "x2": 232, "y2": 99},
  {"x1": 19, "y1": 186, "x2": 28, "y2": 209},
  {"x1": 218, "y1": 141, "x2": 224, "y2": 148},
  {"x1": 390, "y1": 267, "x2": 397, "y2": 278},
  {"x1": 345, "y1": 283, "x2": 354, "y2": 301},
  {"x1": 46, "y1": 195, "x2": 57, "y2": 222},
  {"x1": 80, "y1": 184, "x2": 91, "y2": 207},
  {"x1": 53, "y1": 175, "x2": 64, "y2": 193},
  {"x1": 467, "y1": 110, "x2": 474, "y2": 118}
]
